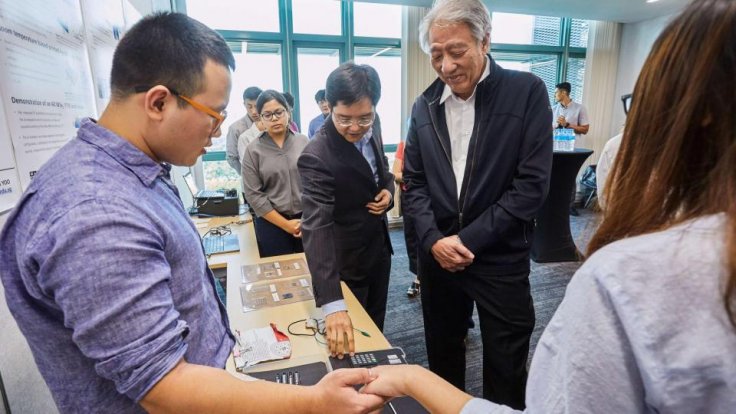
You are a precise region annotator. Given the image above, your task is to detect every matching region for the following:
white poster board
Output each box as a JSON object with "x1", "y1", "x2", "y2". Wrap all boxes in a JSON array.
[
  {"x1": 0, "y1": 0, "x2": 97, "y2": 190},
  {"x1": 81, "y1": 0, "x2": 126, "y2": 115},
  {"x1": 0, "y1": 95, "x2": 21, "y2": 212}
]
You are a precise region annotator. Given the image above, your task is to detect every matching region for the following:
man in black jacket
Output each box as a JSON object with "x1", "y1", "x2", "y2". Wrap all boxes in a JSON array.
[
  {"x1": 299, "y1": 63, "x2": 394, "y2": 358},
  {"x1": 403, "y1": 0, "x2": 552, "y2": 409}
]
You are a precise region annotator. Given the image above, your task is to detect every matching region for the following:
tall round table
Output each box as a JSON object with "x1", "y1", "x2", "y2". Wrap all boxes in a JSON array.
[{"x1": 531, "y1": 148, "x2": 593, "y2": 263}]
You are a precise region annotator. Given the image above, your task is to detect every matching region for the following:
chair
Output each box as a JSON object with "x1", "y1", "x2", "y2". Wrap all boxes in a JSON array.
[{"x1": 580, "y1": 164, "x2": 597, "y2": 209}]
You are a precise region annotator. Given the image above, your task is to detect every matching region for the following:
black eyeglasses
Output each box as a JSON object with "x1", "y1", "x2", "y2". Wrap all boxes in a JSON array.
[
  {"x1": 621, "y1": 93, "x2": 632, "y2": 115},
  {"x1": 260, "y1": 108, "x2": 287, "y2": 121}
]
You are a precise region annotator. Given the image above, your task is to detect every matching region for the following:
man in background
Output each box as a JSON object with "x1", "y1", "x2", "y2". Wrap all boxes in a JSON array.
[
  {"x1": 552, "y1": 82, "x2": 589, "y2": 215},
  {"x1": 0, "y1": 13, "x2": 384, "y2": 414},
  {"x1": 552, "y1": 82, "x2": 589, "y2": 138},
  {"x1": 308, "y1": 89, "x2": 330, "y2": 138},
  {"x1": 226, "y1": 86, "x2": 262, "y2": 173},
  {"x1": 402, "y1": 0, "x2": 552, "y2": 409}
]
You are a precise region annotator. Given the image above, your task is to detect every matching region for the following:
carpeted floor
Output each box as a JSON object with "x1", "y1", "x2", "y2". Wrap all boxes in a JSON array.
[{"x1": 382, "y1": 209, "x2": 601, "y2": 398}]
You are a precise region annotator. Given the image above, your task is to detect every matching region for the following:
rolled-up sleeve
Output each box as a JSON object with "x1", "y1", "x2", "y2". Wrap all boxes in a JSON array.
[{"x1": 36, "y1": 199, "x2": 190, "y2": 402}]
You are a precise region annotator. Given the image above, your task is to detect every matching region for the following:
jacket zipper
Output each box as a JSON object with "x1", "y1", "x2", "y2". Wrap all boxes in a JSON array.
[
  {"x1": 426, "y1": 98, "x2": 463, "y2": 229},
  {"x1": 459, "y1": 92, "x2": 483, "y2": 229}
]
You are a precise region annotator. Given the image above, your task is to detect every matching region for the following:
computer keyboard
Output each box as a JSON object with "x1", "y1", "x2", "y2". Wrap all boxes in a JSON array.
[{"x1": 203, "y1": 236, "x2": 226, "y2": 254}]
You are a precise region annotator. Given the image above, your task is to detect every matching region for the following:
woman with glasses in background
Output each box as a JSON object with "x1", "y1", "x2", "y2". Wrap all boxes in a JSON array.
[{"x1": 242, "y1": 90, "x2": 309, "y2": 257}]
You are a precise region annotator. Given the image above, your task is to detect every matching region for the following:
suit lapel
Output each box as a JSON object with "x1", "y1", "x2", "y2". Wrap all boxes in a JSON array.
[
  {"x1": 325, "y1": 118, "x2": 376, "y2": 188},
  {"x1": 368, "y1": 133, "x2": 384, "y2": 187}
]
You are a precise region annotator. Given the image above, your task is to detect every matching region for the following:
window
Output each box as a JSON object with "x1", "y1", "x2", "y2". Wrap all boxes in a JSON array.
[
  {"x1": 354, "y1": 46, "x2": 402, "y2": 145},
  {"x1": 292, "y1": 0, "x2": 342, "y2": 36},
  {"x1": 492, "y1": 13, "x2": 561, "y2": 46},
  {"x1": 210, "y1": 42, "x2": 283, "y2": 152},
  {"x1": 490, "y1": 14, "x2": 589, "y2": 106},
  {"x1": 567, "y1": 57, "x2": 586, "y2": 103},
  {"x1": 493, "y1": 52, "x2": 559, "y2": 104},
  {"x1": 354, "y1": 2, "x2": 402, "y2": 39},
  {"x1": 183, "y1": 0, "x2": 279, "y2": 32},
  {"x1": 296, "y1": 48, "x2": 340, "y2": 133},
  {"x1": 204, "y1": 160, "x2": 240, "y2": 193},
  {"x1": 569, "y1": 19, "x2": 590, "y2": 48}
]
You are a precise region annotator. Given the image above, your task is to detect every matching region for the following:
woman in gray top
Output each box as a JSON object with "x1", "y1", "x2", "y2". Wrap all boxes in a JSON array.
[
  {"x1": 242, "y1": 90, "x2": 309, "y2": 257},
  {"x1": 359, "y1": 0, "x2": 736, "y2": 412}
]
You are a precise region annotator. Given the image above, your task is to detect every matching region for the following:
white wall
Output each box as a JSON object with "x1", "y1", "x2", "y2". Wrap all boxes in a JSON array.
[{"x1": 609, "y1": 14, "x2": 673, "y2": 137}]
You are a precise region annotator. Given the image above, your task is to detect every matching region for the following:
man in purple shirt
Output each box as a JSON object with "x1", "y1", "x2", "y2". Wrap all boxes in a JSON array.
[{"x1": 0, "y1": 13, "x2": 382, "y2": 414}]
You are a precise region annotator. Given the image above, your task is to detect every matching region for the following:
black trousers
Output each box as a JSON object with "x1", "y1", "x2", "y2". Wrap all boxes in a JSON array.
[
  {"x1": 254, "y1": 214, "x2": 304, "y2": 258},
  {"x1": 344, "y1": 239, "x2": 391, "y2": 331},
  {"x1": 419, "y1": 262, "x2": 534, "y2": 409}
]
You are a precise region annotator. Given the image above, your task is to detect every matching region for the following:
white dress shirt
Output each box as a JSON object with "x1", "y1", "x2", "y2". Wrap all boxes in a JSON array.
[
  {"x1": 440, "y1": 56, "x2": 491, "y2": 197},
  {"x1": 596, "y1": 132, "x2": 623, "y2": 210}
]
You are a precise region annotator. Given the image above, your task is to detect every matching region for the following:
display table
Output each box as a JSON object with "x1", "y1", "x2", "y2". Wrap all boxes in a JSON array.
[
  {"x1": 193, "y1": 214, "x2": 390, "y2": 373},
  {"x1": 531, "y1": 148, "x2": 593, "y2": 263}
]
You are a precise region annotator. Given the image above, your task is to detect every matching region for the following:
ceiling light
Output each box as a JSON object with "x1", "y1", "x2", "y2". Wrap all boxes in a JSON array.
[{"x1": 647, "y1": 0, "x2": 660, "y2": 3}]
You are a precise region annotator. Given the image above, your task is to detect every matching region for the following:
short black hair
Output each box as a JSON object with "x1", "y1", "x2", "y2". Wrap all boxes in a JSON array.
[
  {"x1": 325, "y1": 62, "x2": 381, "y2": 108},
  {"x1": 555, "y1": 82, "x2": 572, "y2": 95},
  {"x1": 110, "y1": 12, "x2": 234, "y2": 102},
  {"x1": 256, "y1": 90, "x2": 290, "y2": 115},
  {"x1": 243, "y1": 86, "x2": 262, "y2": 101},
  {"x1": 314, "y1": 89, "x2": 326, "y2": 103},
  {"x1": 282, "y1": 92, "x2": 295, "y2": 109}
]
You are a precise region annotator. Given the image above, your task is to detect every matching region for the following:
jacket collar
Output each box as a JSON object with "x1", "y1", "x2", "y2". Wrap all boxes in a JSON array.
[
  {"x1": 423, "y1": 54, "x2": 499, "y2": 106},
  {"x1": 324, "y1": 117, "x2": 380, "y2": 188},
  {"x1": 439, "y1": 55, "x2": 492, "y2": 105}
]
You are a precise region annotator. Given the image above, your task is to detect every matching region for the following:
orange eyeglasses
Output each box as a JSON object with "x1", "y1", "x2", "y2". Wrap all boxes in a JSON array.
[{"x1": 134, "y1": 85, "x2": 227, "y2": 136}]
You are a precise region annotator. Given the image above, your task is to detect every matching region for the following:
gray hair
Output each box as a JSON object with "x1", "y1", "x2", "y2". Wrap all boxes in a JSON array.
[{"x1": 418, "y1": 0, "x2": 492, "y2": 54}]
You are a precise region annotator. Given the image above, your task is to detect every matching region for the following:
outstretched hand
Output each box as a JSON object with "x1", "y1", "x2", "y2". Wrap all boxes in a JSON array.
[
  {"x1": 325, "y1": 311, "x2": 355, "y2": 358},
  {"x1": 313, "y1": 368, "x2": 386, "y2": 414}
]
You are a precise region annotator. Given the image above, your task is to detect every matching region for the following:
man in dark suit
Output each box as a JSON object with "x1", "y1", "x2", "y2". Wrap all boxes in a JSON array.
[{"x1": 298, "y1": 63, "x2": 394, "y2": 358}]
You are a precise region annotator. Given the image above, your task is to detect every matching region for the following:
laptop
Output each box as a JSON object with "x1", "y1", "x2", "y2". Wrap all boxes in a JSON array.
[
  {"x1": 202, "y1": 234, "x2": 240, "y2": 255},
  {"x1": 183, "y1": 172, "x2": 225, "y2": 199}
]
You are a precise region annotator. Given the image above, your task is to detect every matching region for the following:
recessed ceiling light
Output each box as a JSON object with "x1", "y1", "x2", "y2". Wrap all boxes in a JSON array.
[{"x1": 647, "y1": 0, "x2": 660, "y2": 3}]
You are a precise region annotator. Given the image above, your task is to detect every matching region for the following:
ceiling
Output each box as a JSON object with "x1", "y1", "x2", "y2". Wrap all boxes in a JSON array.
[{"x1": 363, "y1": 0, "x2": 691, "y2": 23}]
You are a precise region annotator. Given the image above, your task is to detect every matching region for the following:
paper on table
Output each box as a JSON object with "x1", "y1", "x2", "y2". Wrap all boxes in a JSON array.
[{"x1": 233, "y1": 324, "x2": 292, "y2": 370}]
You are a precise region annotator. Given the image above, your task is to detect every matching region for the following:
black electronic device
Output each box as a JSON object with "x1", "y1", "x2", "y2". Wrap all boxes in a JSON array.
[
  {"x1": 183, "y1": 172, "x2": 239, "y2": 216},
  {"x1": 330, "y1": 348, "x2": 428, "y2": 414},
  {"x1": 247, "y1": 362, "x2": 328, "y2": 386},
  {"x1": 196, "y1": 195, "x2": 239, "y2": 216},
  {"x1": 247, "y1": 349, "x2": 427, "y2": 413},
  {"x1": 329, "y1": 348, "x2": 408, "y2": 370}
]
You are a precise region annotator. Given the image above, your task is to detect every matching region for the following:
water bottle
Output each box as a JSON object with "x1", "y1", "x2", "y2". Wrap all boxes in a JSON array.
[
  {"x1": 566, "y1": 129, "x2": 576, "y2": 151},
  {"x1": 562, "y1": 128, "x2": 575, "y2": 151},
  {"x1": 553, "y1": 129, "x2": 561, "y2": 151}
]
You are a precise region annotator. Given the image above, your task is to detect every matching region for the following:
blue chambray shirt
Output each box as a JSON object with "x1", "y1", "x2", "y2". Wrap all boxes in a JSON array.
[
  {"x1": 353, "y1": 127, "x2": 378, "y2": 184},
  {"x1": 0, "y1": 119, "x2": 235, "y2": 413}
]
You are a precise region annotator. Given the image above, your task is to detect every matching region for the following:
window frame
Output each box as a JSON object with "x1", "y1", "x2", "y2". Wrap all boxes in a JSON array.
[
  {"x1": 175, "y1": 0, "x2": 401, "y2": 165},
  {"x1": 175, "y1": 1, "x2": 587, "y2": 181}
]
